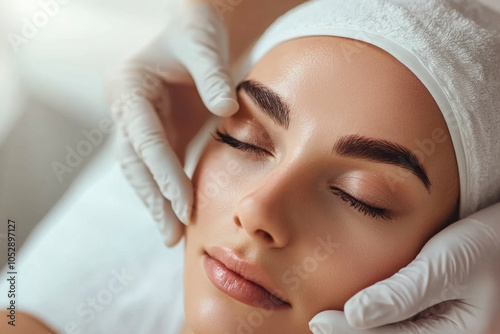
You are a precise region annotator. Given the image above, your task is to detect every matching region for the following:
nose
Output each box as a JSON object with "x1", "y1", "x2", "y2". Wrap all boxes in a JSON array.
[{"x1": 234, "y1": 169, "x2": 298, "y2": 248}]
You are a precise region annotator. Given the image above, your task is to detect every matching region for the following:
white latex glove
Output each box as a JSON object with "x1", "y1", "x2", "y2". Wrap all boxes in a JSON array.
[
  {"x1": 107, "y1": 2, "x2": 238, "y2": 247},
  {"x1": 309, "y1": 202, "x2": 500, "y2": 334}
]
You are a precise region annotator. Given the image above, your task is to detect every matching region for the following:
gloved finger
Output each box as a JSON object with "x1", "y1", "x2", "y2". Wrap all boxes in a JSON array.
[
  {"x1": 113, "y1": 94, "x2": 194, "y2": 225},
  {"x1": 309, "y1": 310, "x2": 400, "y2": 334},
  {"x1": 174, "y1": 2, "x2": 239, "y2": 117},
  {"x1": 344, "y1": 215, "x2": 499, "y2": 329},
  {"x1": 309, "y1": 311, "x2": 361, "y2": 334},
  {"x1": 117, "y1": 129, "x2": 184, "y2": 246},
  {"x1": 310, "y1": 301, "x2": 477, "y2": 334}
]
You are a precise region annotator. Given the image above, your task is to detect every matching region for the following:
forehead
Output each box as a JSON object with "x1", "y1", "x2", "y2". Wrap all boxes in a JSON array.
[{"x1": 244, "y1": 36, "x2": 445, "y2": 148}]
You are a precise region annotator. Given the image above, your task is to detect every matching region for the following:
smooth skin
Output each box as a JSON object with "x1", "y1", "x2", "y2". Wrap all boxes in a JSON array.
[{"x1": 182, "y1": 36, "x2": 459, "y2": 334}]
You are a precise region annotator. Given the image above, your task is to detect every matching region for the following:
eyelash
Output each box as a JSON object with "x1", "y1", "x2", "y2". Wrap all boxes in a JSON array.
[
  {"x1": 212, "y1": 130, "x2": 391, "y2": 221},
  {"x1": 330, "y1": 187, "x2": 391, "y2": 220},
  {"x1": 211, "y1": 130, "x2": 272, "y2": 157}
]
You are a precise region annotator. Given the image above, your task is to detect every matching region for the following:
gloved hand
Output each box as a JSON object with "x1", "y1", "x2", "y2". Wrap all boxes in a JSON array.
[
  {"x1": 107, "y1": 2, "x2": 238, "y2": 247},
  {"x1": 309, "y1": 202, "x2": 500, "y2": 334}
]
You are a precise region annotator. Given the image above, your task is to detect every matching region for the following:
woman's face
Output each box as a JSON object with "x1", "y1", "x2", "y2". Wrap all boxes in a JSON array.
[{"x1": 183, "y1": 36, "x2": 459, "y2": 334}]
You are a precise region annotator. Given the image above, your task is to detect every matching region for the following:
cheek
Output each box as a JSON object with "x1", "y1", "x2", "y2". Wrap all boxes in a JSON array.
[
  {"x1": 297, "y1": 223, "x2": 424, "y2": 316},
  {"x1": 191, "y1": 141, "x2": 244, "y2": 221}
]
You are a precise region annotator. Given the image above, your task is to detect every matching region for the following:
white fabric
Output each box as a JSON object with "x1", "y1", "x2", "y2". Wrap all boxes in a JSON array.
[
  {"x1": 0, "y1": 158, "x2": 186, "y2": 334},
  {"x1": 235, "y1": 0, "x2": 500, "y2": 218}
]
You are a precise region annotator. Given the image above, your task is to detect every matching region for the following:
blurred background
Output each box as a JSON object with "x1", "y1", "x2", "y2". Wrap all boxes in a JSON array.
[
  {"x1": 0, "y1": 0, "x2": 183, "y2": 267},
  {"x1": 0, "y1": 0, "x2": 499, "y2": 267}
]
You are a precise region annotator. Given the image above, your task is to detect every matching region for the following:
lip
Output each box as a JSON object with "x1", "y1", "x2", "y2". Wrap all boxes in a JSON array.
[{"x1": 203, "y1": 246, "x2": 291, "y2": 310}]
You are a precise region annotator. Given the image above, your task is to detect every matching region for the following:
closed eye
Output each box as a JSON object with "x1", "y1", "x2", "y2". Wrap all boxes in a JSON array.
[
  {"x1": 330, "y1": 187, "x2": 392, "y2": 220},
  {"x1": 211, "y1": 130, "x2": 273, "y2": 157}
]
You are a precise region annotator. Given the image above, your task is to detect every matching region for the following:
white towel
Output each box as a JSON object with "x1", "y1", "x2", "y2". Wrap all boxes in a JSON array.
[{"x1": 236, "y1": 0, "x2": 500, "y2": 218}]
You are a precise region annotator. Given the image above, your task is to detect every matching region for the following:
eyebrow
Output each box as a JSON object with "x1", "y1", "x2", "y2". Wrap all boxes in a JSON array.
[
  {"x1": 333, "y1": 135, "x2": 431, "y2": 192},
  {"x1": 237, "y1": 80, "x2": 290, "y2": 129},
  {"x1": 237, "y1": 80, "x2": 431, "y2": 192}
]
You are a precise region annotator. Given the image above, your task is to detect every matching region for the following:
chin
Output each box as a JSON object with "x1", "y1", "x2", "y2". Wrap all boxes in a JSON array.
[{"x1": 184, "y1": 294, "x2": 305, "y2": 334}]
